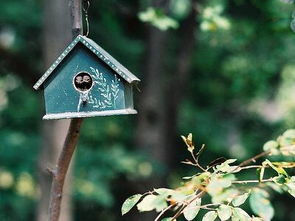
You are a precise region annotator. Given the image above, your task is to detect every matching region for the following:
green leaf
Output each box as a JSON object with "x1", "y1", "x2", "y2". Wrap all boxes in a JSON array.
[
  {"x1": 121, "y1": 194, "x2": 142, "y2": 215},
  {"x1": 138, "y1": 7, "x2": 178, "y2": 31},
  {"x1": 161, "y1": 217, "x2": 176, "y2": 221},
  {"x1": 232, "y1": 192, "x2": 249, "y2": 207},
  {"x1": 263, "y1": 140, "x2": 279, "y2": 154},
  {"x1": 153, "y1": 195, "x2": 169, "y2": 212},
  {"x1": 183, "y1": 198, "x2": 201, "y2": 220},
  {"x1": 154, "y1": 188, "x2": 175, "y2": 196},
  {"x1": 263, "y1": 159, "x2": 288, "y2": 177},
  {"x1": 273, "y1": 175, "x2": 288, "y2": 185},
  {"x1": 251, "y1": 218, "x2": 263, "y2": 221},
  {"x1": 286, "y1": 176, "x2": 295, "y2": 197},
  {"x1": 217, "y1": 204, "x2": 232, "y2": 220},
  {"x1": 212, "y1": 188, "x2": 239, "y2": 204},
  {"x1": 136, "y1": 195, "x2": 157, "y2": 212},
  {"x1": 161, "y1": 218, "x2": 173, "y2": 221},
  {"x1": 215, "y1": 159, "x2": 237, "y2": 173},
  {"x1": 136, "y1": 194, "x2": 168, "y2": 212},
  {"x1": 283, "y1": 129, "x2": 295, "y2": 138},
  {"x1": 249, "y1": 188, "x2": 274, "y2": 220},
  {"x1": 232, "y1": 208, "x2": 251, "y2": 221},
  {"x1": 207, "y1": 175, "x2": 232, "y2": 196},
  {"x1": 202, "y1": 211, "x2": 217, "y2": 221},
  {"x1": 266, "y1": 182, "x2": 283, "y2": 194}
]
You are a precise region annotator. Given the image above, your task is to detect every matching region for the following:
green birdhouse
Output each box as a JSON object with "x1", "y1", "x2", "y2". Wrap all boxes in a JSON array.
[{"x1": 33, "y1": 35, "x2": 140, "y2": 120}]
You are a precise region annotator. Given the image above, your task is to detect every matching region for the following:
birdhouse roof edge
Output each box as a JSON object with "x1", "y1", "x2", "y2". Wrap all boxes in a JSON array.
[{"x1": 33, "y1": 35, "x2": 140, "y2": 90}]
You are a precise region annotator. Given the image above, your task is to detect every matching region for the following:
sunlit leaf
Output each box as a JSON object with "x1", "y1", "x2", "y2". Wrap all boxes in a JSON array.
[
  {"x1": 207, "y1": 175, "x2": 233, "y2": 196},
  {"x1": 217, "y1": 204, "x2": 232, "y2": 220},
  {"x1": 212, "y1": 188, "x2": 239, "y2": 204},
  {"x1": 121, "y1": 194, "x2": 142, "y2": 215},
  {"x1": 263, "y1": 160, "x2": 288, "y2": 177},
  {"x1": 138, "y1": 7, "x2": 178, "y2": 31},
  {"x1": 286, "y1": 176, "x2": 295, "y2": 197},
  {"x1": 232, "y1": 208, "x2": 251, "y2": 221},
  {"x1": 249, "y1": 188, "x2": 274, "y2": 220},
  {"x1": 202, "y1": 211, "x2": 217, "y2": 221},
  {"x1": 136, "y1": 194, "x2": 157, "y2": 212},
  {"x1": 251, "y1": 218, "x2": 263, "y2": 221},
  {"x1": 232, "y1": 192, "x2": 250, "y2": 207},
  {"x1": 181, "y1": 133, "x2": 195, "y2": 152},
  {"x1": 263, "y1": 140, "x2": 279, "y2": 153},
  {"x1": 154, "y1": 188, "x2": 175, "y2": 196},
  {"x1": 183, "y1": 198, "x2": 201, "y2": 220},
  {"x1": 215, "y1": 159, "x2": 237, "y2": 173},
  {"x1": 137, "y1": 194, "x2": 168, "y2": 212},
  {"x1": 161, "y1": 218, "x2": 173, "y2": 221},
  {"x1": 170, "y1": 0, "x2": 191, "y2": 19}
]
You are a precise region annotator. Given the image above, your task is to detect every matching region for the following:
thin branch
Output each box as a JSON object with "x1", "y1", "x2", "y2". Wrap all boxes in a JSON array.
[
  {"x1": 239, "y1": 165, "x2": 263, "y2": 170},
  {"x1": 154, "y1": 204, "x2": 175, "y2": 221},
  {"x1": 232, "y1": 178, "x2": 273, "y2": 184},
  {"x1": 190, "y1": 147, "x2": 206, "y2": 172},
  {"x1": 171, "y1": 204, "x2": 186, "y2": 221},
  {"x1": 171, "y1": 191, "x2": 206, "y2": 221},
  {"x1": 238, "y1": 151, "x2": 271, "y2": 167},
  {"x1": 48, "y1": 118, "x2": 83, "y2": 221}
]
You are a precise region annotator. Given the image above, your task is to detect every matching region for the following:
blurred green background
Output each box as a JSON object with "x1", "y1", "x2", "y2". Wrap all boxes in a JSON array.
[{"x1": 0, "y1": 0, "x2": 294, "y2": 220}]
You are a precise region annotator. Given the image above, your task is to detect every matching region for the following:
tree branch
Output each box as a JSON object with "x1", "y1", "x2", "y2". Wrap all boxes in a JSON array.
[
  {"x1": 238, "y1": 150, "x2": 271, "y2": 167},
  {"x1": 232, "y1": 178, "x2": 273, "y2": 184},
  {"x1": 48, "y1": 118, "x2": 83, "y2": 221}
]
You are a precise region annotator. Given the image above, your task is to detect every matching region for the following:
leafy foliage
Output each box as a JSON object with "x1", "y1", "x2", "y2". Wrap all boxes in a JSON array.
[
  {"x1": 1, "y1": 0, "x2": 295, "y2": 220},
  {"x1": 122, "y1": 131, "x2": 295, "y2": 220}
]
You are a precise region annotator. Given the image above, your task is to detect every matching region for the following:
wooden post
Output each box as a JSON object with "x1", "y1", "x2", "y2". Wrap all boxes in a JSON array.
[{"x1": 48, "y1": 0, "x2": 83, "y2": 220}]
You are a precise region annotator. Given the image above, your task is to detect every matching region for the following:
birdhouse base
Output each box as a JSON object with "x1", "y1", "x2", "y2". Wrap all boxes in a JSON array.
[{"x1": 43, "y1": 109, "x2": 137, "y2": 120}]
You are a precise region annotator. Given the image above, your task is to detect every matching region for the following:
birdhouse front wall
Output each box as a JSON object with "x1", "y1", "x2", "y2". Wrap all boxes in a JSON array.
[{"x1": 43, "y1": 44, "x2": 130, "y2": 118}]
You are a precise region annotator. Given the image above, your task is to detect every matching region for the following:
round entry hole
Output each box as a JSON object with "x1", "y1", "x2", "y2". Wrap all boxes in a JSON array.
[{"x1": 73, "y1": 72, "x2": 93, "y2": 92}]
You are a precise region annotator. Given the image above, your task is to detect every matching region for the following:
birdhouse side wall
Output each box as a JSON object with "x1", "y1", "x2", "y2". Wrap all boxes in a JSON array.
[{"x1": 43, "y1": 44, "x2": 129, "y2": 117}]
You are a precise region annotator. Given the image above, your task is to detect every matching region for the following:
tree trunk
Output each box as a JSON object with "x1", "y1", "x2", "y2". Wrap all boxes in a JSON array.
[
  {"x1": 164, "y1": 1, "x2": 198, "y2": 167},
  {"x1": 133, "y1": 2, "x2": 197, "y2": 220},
  {"x1": 135, "y1": 0, "x2": 198, "y2": 183},
  {"x1": 135, "y1": 0, "x2": 170, "y2": 187},
  {"x1": 37, "y1": 0, "x2": 72, "y2": 221}
]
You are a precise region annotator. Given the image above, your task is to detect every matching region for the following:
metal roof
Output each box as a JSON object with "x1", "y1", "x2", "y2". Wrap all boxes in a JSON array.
[{"x1": 33, "y1": 35, "x2": 140, "y2": 90}]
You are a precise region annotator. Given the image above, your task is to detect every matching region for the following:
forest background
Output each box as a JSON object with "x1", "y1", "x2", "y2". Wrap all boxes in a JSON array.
[{"x1": 0, "y1": 0, "x2": 294, "y2": 220}]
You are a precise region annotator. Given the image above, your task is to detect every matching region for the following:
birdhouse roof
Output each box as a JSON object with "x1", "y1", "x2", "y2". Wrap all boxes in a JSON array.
[{"x1": 33, "y1": 35, "x2": 140, "y2": 90}]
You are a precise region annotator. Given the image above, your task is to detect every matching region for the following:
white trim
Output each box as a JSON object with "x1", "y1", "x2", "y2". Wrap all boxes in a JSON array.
[{"x1": 43, "y1": 109, "x2": 137, "y2": 120}]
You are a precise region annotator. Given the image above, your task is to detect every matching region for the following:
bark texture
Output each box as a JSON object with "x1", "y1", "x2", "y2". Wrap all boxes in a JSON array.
[{"x1": 48, "y1": 118, "x2": 83, "y2": 221}]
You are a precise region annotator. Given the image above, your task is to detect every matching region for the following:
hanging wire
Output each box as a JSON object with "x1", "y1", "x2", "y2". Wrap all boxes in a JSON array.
[{"x1": 83, "y1": 0, "x2": 90, "y2": 36}]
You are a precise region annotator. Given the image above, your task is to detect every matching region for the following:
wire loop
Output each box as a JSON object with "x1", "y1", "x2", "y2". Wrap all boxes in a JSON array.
[{"x1": 83, "y1": 0, "x2": 90, "y2": 36}]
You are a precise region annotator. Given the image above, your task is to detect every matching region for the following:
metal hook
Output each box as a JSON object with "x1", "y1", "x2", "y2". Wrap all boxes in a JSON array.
[{"x1": 83, "y1": 0, "x2": 90, "y2": 36}]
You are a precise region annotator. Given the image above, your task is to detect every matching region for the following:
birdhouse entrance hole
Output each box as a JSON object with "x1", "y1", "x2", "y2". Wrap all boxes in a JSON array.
[{"x1": 73, "y1": 72, "x2": 93, "y2": 92}]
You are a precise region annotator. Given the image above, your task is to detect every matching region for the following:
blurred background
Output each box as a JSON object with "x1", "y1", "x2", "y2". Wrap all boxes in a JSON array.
[{"x1": 0, "y1": 0, "x2": 295, "y2": 220}]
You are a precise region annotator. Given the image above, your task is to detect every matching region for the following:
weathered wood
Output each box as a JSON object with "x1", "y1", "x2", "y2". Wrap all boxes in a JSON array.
[{"x1": 70, "y1": 0, "x2": 83, "y2": 39}]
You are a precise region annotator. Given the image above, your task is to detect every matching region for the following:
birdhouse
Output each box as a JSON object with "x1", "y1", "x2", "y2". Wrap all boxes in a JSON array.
[{"x1": 33, "y1": 35, "x2": 140, "y2": 120}]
